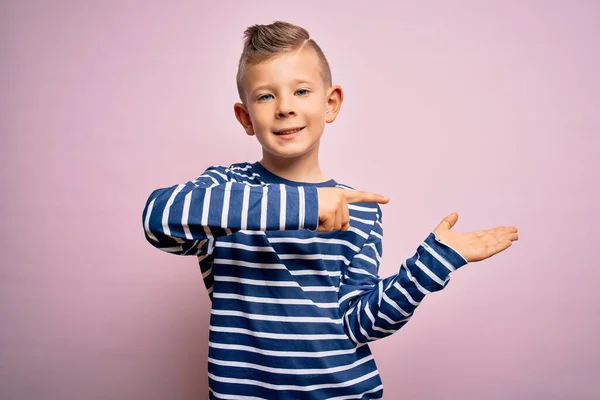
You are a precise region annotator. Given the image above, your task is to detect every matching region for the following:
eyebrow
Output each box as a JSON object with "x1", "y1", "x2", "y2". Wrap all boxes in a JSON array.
[{"x1": 250, "y1": 79, "x2": 315, "y2": 94}]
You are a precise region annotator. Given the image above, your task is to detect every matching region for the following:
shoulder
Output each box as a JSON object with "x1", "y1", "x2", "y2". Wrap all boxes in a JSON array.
[
  {"x1": 228, "y1": 162, "x2": 264, "y2": 184},
  {"x1": 194, "y1": 162, "x2": 259, "y2": 184}
]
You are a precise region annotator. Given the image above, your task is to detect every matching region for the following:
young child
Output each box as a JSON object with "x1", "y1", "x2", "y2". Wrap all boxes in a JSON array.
[{"x1": 142, "y1": 21, "x2": 519, "y2": 400}]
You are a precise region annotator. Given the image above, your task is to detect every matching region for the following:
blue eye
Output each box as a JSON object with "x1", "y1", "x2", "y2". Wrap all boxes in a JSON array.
[
  {"x1": 295, "y1": 89, "x2": 309, "y2": 96},
  {"x1": 257, "y1": 94, "x2": 273, "y2": 102}
]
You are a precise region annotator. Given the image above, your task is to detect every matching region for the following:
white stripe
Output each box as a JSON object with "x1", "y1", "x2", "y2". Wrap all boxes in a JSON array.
[
  {"x1": 348, "y1": 227, "x2": 369, "y2": 239},
  {"x1": 210, "y1": 168, "x2": 228, "y2": 180},
  {"x1": 260, "y1": 186, "x2": 268, "y2": 231},
  {"x1": 353, "y1": 253, "x2": 377, "y2": 267},
  {"x1": 298, "y1": 186, "x2": 305, "y2": 229},
  {"x1": 302, "y1": 286, "x2": 338, "y2": 292},
  {"x1": 212, "y1": 293, "x2": 339, "y2": 308},
  {"x1": 377, "y1": 310, "x2": 398, "y2": 325},
  {"x1": 211, "y1": 309, "x2": 340, "y2": 324},
  {"x1": 422, "y1": 240, "x2": 456, "y2": 272},
  {"x1": 392, "y1": 282, "x2": 420, "y2": 306},
  {"x1": 347, "y1": 266, "x2": 376, "y2": 278},
  {"x1": 214, "y1": 257, "x2": 339, "y2": 277},
  {"x1": 385, "y1": 279, "x2": 394, "y2": 291},
  {"x1": 162, "y1": 184, "x2": 185, "y2": 236},
  {"x1": 377, "y1": 310, "x2": 410, "y2": 325},
  {"x1": 209, "y1": 388, "x2": 266, "y2": 400},
  {"x1": 203, "y1": 225, "x2": 214, "y2": 246},
  {"x1": 349, "y1": 216, "x2": 375, "y2": 225},
  {"x1": 144, "y1": 199, "x2": 158, "y2": 242},
  {"x1": 371, "y1": 230, "x2": 383, "y2": 240},
  {"x1": 344, "y1": 310, "x2": 359, "y2": 344},
  {"x1": 326, "y1": 384, "x2": 384, "y2": 400},
  {"x1": 238, "y1": 230, "x2": 266, "y2": 236},
  {"x1": 365, "y1": 243, "x2": 382, "y2": 261},
  {"x1": 214, "y1": 242, "x2": 275, "y2": 252},
  {"x1": 336, "y1": 184, "x2": 354, "y2": 190},
  {"x1": 207, "y1": 354, "x2": 373, "y2": 375},
  {"x1": 230, "y1": 164, "x2": 252, "y2": 171},
  {"x1": 280, "y1": 184, "x2": 286, "y2": 230},
  {"x1": 268, "y1": 237, "x2": 360, "y2": 253},
  {"x1": 213, "y1": 258, "x2": 286, "y2": 270},
  {"x1": 183, "y1": 239, "x2": 199, "y2": 255},
  {"x1": 214, "y1": 276, "x2": 336, "y2": 292},
  {"x1": 207, "y1": 369, "x2": 379, "y2": 392},
  {"x1": 415, "y1": 259, "x2": 445, "y2": 286},
  {"x1": 364, "y1": 303, "x2": 397, "y2": 334},
  {"x1": 182, "y1": 191, "x2": 193, "y2": 240},
  {"x1": 201, "y1": 186, "x2": 212, "y2": 225},
  {"x1": 208, "y1": 341, "x2": 363, "y2": 358},
  {"x1": 402, "y1": 262, "x2": 431, "y2": 295},
  {"x1": 241, "y1": 184, "x2": 250, "y2": 230},
  {"x1": 279, "y1": 253, "x2": 350, "y2": 263},
  {"x1": 215, "y1": 275, "x2": 297, "y2": 287},
  {"x1": 356, "y1": 300, "x2": 377, "y2": 341},
  {"x1": 347, "y1": 205, "x2": 378, "y2": 212},
  {"x1": 339, "y1": 289, "x2": 362, "y2": 304},
  {"x1": 382, "y1": 292, "x2": 411, "y2": 317},
  {"x1": 231, "y1": 171, "x2": 261, "y2": 180},
  {"x1": 197, "y1": 173, "x2": 219, "y2": 185},
  {"x1": 289, "y1": 269, "x2": 341, "y2": 277},
  {"x1": 209, "y1": 325, "x2": 347, "y2": 340},
  {"x1": 221, "y1": 182, "x2": 232, "y2": 228}
]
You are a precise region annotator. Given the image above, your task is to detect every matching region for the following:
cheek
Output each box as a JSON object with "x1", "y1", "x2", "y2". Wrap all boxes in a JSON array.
[
  {"x1": 302, "y1": 101, "x2": 327, "y2": 123},
  {"x1": 308, "y1": 112, "x2": 326, "y2": 126},
  {"x1": 248, "y1": 107, "x2": 269, "y2": 128}
]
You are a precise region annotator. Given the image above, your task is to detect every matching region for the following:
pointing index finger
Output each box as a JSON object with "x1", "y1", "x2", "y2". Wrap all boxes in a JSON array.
[{"x1": 344, "y1": 190, "x2": 390, "y2": 204}]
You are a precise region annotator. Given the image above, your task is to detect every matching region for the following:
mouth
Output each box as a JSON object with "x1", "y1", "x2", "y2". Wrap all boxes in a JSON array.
[{"x1": 274, "y1": 127, "x2": 305, "y2": 136}]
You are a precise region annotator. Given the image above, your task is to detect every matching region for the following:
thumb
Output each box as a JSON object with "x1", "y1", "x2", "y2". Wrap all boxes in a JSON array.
[{"x1": 436, "y1": 212, "x2": 459, "y2": 231}]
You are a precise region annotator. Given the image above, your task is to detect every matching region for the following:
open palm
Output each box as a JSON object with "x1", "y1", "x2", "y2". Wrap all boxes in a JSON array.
[{"x1": 433, "y1": 212, "x2": 519, "y2": 263}]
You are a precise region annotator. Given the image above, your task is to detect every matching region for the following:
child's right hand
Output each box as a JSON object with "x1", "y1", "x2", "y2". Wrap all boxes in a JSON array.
[{"x1": 317, "y1": 188, "x2": 389, "y2": 232}]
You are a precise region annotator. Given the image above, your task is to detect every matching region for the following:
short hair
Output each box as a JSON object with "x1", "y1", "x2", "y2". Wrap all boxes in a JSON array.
[{"x1": 236, "y1": 21, "x2": 332, "y2": 102}]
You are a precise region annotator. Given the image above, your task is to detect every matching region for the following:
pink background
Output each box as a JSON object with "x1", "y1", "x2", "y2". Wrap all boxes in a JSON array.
[{"x1": 2, "y1": 1, "x2": 599, "y2": 398}]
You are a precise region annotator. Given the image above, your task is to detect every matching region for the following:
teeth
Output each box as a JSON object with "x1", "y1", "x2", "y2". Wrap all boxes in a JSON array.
[{"x1": 277, "y1": 128, "x2": 302, "y2": 135}]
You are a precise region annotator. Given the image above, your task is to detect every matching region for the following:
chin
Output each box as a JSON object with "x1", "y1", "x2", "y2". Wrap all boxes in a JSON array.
[
  {"x1": 269, "y1": 149, "x2": 310, "y2": 159},
  {"x1": 263, "y1": 143, "x2": 314, "y2": 159},
  {"x1": 257, "y1": 134, "x2": 321, "y2": 159}
]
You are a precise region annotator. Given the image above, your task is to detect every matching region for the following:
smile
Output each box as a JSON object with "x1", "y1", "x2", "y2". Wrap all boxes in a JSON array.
[{"x1": 274, "y1": 127, "x2": 305, "y2": 135}]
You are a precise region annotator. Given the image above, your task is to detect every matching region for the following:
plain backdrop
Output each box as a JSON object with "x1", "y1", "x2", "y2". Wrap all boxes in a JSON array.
[{"x1": 1, "y1": 0, "x2": 599, "y2": 399}]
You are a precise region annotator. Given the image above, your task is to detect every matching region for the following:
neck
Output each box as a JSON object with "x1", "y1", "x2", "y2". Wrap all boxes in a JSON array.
[{"x1": 259, "y1": 144, "x2": 328, "y2": 183}]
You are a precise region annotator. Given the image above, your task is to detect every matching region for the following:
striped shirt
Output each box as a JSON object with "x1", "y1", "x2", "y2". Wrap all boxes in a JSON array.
[{"x1": 142, "y1": 161, "x2": 468, "y2": 399}]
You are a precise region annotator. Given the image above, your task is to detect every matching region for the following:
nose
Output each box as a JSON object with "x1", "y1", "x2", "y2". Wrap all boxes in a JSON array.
[{"x1": 276, "y1": 96, "x2": 296, "y2": 118}]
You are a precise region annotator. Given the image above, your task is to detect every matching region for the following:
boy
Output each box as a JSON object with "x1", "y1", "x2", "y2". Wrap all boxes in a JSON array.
[{"x1": 142, "y1": 21, "x2": 519, "y2": 399}]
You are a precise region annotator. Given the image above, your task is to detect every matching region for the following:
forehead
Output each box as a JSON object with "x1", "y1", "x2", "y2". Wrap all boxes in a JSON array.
[{"x1": 243, "y1": 46, "x2": 323, "y2": 91}]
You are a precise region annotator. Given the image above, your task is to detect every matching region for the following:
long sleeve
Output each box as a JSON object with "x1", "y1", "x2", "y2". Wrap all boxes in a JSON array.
[
  {"x1": 142, "y1": 165, "x2": 319, "y2": 256},
  {"x1": 338, "y1": 207, "x2": 468, "y2": 344}
]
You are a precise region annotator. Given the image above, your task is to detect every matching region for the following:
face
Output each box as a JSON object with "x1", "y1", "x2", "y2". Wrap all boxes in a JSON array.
[{"x1": 234, "y1": 46, "x2": 343, "y2": 162}]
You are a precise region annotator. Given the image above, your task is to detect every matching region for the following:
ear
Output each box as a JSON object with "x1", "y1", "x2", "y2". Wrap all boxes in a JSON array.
[
  {"x1": 234, "y1": 102, "x2": 255, "y2": 136},
  {"x1": 325, "y1": 85, "x2": 343, "y2": 123}
]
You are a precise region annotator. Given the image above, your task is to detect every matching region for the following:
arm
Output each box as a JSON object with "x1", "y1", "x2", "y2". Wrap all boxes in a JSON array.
[
  {"x1": 338, "y1": 208, "x2": 468, "y2": 344},
  {"x1": 142, "y1": 165, "x2": 319, "y2": 256}
]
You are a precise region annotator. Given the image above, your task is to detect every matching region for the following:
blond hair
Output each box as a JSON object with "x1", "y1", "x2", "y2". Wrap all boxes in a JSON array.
[{"x1": 236, "y1": 21, "x2": 332, "y2": 102}]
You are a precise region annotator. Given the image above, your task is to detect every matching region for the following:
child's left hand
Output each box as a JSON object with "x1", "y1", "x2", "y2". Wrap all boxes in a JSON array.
[{"x1": 432, "y1": 212, "x2": 519, "y2": 263}]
